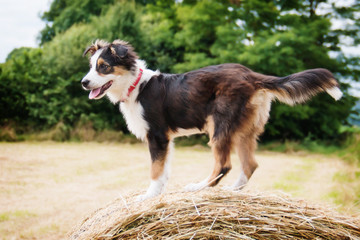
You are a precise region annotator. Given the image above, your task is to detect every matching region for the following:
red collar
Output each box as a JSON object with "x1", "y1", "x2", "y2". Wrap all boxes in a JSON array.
[{"x1": 127, "y1": 68, "x2": 143, "y2": 97}]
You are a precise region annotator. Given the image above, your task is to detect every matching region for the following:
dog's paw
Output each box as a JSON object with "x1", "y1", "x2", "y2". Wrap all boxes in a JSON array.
[
  {"x1": 184, "y1": 181, "x2": 208, "y2": 192},
  {"x1": 136, "y1": 193, "x2": 154, "y2": 202},
  {"x1": 224, "y1": 173, "x2": 248, "y2": 192},
  {"x1": 136, "y1": 189, "x2": 162, "y2": 202}
]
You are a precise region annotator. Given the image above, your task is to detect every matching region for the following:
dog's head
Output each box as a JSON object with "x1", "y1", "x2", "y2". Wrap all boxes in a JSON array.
[{"x1": 81, "y1": 40, "x2": 138, "y2": 101}]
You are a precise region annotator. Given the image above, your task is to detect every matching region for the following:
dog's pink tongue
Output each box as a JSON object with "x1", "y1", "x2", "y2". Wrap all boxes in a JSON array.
[{"x1": 89, "y1": 88, "x2": 101, "y2": 99}]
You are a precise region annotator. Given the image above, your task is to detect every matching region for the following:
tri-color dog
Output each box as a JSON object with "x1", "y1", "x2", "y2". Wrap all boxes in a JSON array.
[{"x1": 81, "y1": 39, "x2": 342, "y2": 201}]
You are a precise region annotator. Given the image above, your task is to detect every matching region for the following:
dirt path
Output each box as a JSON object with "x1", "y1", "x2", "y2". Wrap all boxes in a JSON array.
[{"x1": 0, "y1": 142, "x2": 352, "y2": 239}]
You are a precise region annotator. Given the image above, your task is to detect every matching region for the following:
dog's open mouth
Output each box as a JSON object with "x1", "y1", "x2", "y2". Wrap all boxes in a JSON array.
[{"x1": 89, "y1": 81, "x2": 113, "y2": 99}]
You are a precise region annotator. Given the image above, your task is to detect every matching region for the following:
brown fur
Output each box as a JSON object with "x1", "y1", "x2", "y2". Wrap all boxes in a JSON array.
[
  {"x1": 151, "y1": 158, "x2": 166, "y2": 180},
  {"x1": 112, "y1": 66, "x2": 128, "y2": 76}
]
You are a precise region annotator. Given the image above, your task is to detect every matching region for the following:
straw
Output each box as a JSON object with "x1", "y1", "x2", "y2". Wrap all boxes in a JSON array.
[{"x1": 69, "y1": 189, "x2": 360, "y2": 240}]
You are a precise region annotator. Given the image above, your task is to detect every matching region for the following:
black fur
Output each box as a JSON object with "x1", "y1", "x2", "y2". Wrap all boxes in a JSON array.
[{"x1": 98, "y1": 45, "x2": 137, "y2": 73}]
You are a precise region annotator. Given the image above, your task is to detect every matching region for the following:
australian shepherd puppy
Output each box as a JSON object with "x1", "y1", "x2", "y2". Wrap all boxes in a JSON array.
[{"x1": 81, "y1": 39, "x2": 342, "y2": 201}]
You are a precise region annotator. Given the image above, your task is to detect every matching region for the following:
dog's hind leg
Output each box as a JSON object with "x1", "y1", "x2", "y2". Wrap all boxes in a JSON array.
[
  {"x1": 184, "y1": 134, "x2": 232, "y2": 192},
  {"x1": 224, "y1": 91, "x2": 268, "y2": 191},
  {"x1": 136, "y1": 132, "x2": 173, "y2": 201},
  {"x1": 227, "y1": 134, "x2": 258, "y2": 191}
]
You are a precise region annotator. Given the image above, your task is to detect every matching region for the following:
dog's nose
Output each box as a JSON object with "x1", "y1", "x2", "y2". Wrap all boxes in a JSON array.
[{"x1": 81, "y1": 79, "x2": 90, "y2": 88}]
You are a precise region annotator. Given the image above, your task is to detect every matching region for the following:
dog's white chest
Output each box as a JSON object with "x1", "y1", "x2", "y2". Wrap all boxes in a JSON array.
[{"x1": 120, "y1": 101, "x2": 149, "y2": 141}]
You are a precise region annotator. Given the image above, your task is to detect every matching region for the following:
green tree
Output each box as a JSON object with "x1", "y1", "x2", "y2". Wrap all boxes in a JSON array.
[{"x1": 39, "y1": 0, "x2": 115, "y2": 45}]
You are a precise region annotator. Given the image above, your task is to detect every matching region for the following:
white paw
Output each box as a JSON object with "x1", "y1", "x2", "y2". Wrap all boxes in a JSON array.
[
  {"x1": 225, "y1": 172, "x2": 248, "y2": 191},
  {"x1": 136, "y1": 178, "x2": 166, "y2": 202},
  {"x1": 136, "y1": 189, "x2": 161, "y2": 202},
  {"x1": 184, "y1": 181, "x2": 208, "y2": 192},
  {"x1": 136, "y1": 193, "x2": 153, "y2": 202}
]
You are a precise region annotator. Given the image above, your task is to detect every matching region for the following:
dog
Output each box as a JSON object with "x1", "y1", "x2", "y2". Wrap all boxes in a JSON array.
[{"x1": 81, "y1": 39, "x2": 342, "y2": 201}]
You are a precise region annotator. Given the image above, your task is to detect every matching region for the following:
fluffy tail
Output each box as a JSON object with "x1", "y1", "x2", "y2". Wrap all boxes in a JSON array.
[{"x1": 258, "y1": 68, "x2": 342, "y2": 105}]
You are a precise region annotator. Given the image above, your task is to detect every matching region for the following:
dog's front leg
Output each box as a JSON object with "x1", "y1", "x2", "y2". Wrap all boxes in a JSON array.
[{"x1": 136, "y1": 132, "x2": 173, "y2": 202}]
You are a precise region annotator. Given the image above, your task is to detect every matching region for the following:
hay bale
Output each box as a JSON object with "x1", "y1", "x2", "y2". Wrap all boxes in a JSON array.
[{"x1": 70, "y1": 189, "x2": 360, "y2": 240}]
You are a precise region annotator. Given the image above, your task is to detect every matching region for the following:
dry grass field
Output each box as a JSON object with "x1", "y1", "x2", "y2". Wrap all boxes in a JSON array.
[{"x1": 0, "y1": 142, "x2": 358, "y2": 239}]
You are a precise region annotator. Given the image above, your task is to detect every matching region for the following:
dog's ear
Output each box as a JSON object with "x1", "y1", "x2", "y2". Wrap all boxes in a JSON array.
[
  {"x1": 83, "y1": 39, "x2": 111, "y2": 57},
  {"x1": 82, "y1": 45, "x2": 97, "y2": 57},
  {"x1": 110, "y1": 44, "x2": 128, "y2": 58}
]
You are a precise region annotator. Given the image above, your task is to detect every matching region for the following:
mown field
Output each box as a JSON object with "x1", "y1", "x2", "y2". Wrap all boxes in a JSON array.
[{"x1": 0, "y1": 142, "x2": 359, "y2": 239}]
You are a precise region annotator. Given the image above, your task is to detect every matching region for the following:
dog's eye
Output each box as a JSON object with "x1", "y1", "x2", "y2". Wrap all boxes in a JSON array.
[{"x1": 100, "y1": 64, "x2": 109, "y2": 70}]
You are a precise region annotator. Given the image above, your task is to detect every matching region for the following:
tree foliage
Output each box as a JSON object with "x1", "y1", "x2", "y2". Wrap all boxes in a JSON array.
[
  {"x1": 1, "y1": 0, "x2": 359, "y2": 141},
  {"x1": 39, "y1": 0, "x2": 116, "y2": 45}
]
